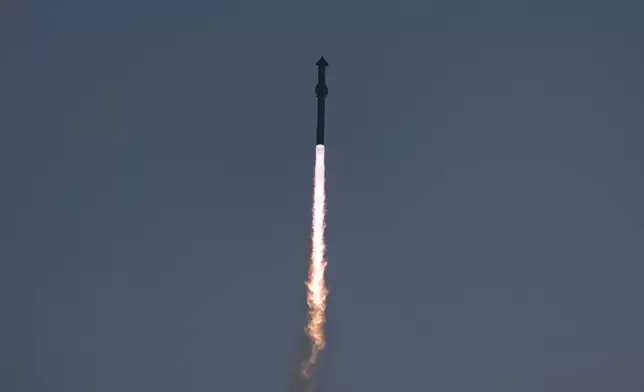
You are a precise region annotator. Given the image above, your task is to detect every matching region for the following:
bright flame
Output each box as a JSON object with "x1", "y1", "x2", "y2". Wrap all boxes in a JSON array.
[{"x1": 302, "y1": 145, "x2": 328, "y2": 377}]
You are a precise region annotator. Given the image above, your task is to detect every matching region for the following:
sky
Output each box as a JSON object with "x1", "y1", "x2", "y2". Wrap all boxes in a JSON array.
[{"x1": 2, "y1": 1, "x2": 644, "y2": 391}]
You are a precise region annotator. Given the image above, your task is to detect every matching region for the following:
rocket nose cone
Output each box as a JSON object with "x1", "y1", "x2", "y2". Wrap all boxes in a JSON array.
[{"x1": 316, "y1": 56, "x2": 328, "y2": 67}]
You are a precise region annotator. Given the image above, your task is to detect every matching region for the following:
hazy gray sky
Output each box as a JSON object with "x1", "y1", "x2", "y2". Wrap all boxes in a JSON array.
[{"x1": 2, "y1": 2, "x2": 644, "y2": 391}]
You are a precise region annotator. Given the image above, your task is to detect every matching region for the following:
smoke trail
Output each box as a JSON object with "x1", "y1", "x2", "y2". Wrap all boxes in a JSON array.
[{"x1": 301, "y1": 145, "x2": 328, "y2": 379}]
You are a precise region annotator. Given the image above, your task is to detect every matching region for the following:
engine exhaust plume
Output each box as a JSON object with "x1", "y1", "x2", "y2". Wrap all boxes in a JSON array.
[{"x1": 301, "y1": 145, "x2": 328, "y2": 378}]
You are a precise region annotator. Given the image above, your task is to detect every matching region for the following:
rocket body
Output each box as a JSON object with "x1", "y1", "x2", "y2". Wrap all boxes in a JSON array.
[{"x1": 315, "y1": 57, "x2": 328, "y2": 146}]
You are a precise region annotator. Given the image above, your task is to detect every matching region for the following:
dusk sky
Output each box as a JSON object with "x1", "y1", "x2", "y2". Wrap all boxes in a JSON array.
[{"x1": 2, "y1": 2, "x2": 644, "y2": 391}]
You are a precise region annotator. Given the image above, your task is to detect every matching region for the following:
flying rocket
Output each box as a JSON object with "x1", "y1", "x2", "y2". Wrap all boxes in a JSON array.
[{"x1": 315, "y1": 57, "x2": 328, "y2": 146}]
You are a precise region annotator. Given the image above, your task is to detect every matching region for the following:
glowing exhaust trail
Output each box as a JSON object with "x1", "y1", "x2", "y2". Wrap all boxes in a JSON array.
[{"x1": 302, "y1": 145, "x2": 328, "y2": 377}]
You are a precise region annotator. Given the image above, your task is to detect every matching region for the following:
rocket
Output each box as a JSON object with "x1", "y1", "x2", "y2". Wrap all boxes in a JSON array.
[{"x1": 315, "y1": 56, "x2": 329, "y2": 146}]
